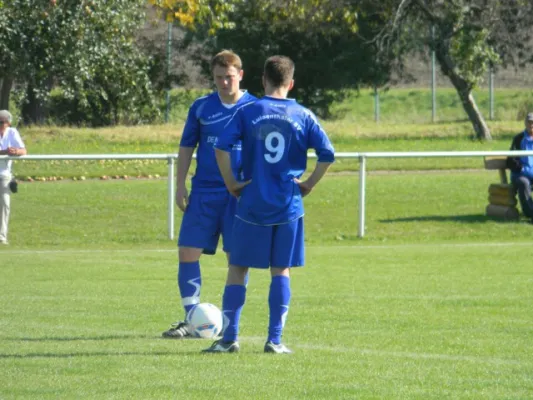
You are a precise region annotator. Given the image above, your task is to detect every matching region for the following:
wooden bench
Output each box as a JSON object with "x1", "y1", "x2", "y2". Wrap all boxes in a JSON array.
[{"x1": 484, "y1": 157, "x2": 519, "y2": 220}]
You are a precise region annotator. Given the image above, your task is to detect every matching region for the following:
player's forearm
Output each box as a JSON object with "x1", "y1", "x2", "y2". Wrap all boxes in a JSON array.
[
  {"x1": 304, "y1": 162, "x2": 332, "y2": 189},
  {"x1": 176, "y1": 146, "x2": 194, "y2": 187},
  {"x1": 215, "y1": 148, "x2": 237, "y2": 188}
]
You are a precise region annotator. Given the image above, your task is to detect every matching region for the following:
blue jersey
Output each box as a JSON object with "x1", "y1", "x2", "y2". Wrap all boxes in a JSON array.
[
  {"x1": 216, "y1": 96, "x2": 335, "y2": 225},
  {"x1": 518, "y1": 132, "x2": 533, "y2": 178},
  {"x1": 180, "y1": 91, "x2": 257, "y2": 192}
]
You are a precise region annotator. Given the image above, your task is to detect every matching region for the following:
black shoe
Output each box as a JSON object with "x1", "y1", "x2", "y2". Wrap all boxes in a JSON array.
[
  {"x1": 202, "y1": 339, "x2": 240, "y2": 353},
  {"x1": 264, "y1": 341, "x2": 292, "y2": 354},
  {"x1": 162, "y1": 321, "x2": 192, "y2": 338}
]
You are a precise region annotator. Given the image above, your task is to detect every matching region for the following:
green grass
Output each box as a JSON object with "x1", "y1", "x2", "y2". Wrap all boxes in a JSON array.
[
  {"x1": 5, "y1": 173, "x2": 533, "y2": 247},
  {"x1": 9, "y1": 121, "x2": 526, "y2": 179},
  {"x1": 1, "y1": 174, "x2": 533, "y2": 399},
  {"x1": 1, "y1": 245, "x2": 533, "y2": 399},
  {"x1": 2, "y1": 88, "x2": 533, "y2": 398},
  {"x1": 330, "y1": 87, "x2": 533, "y2": 123},
  {"x1": 7, "y1": 87, "x2": 531, "y2": 179}
]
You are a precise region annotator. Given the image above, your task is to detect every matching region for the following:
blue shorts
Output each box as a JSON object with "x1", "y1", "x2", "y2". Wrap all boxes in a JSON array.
[
  {"x1": 229, "y1": 217, "x2": 304, "y2": 269},
  {"x1": 178, "y1": 191, "x2": 236, "y2": 255}
]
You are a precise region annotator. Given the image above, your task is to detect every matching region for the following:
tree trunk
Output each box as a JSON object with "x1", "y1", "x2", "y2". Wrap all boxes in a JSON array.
[
  {"x1": 0, "y1": 76, "x2": 14, "y2": 110},
  {"x1": 21, "y1": 76, "x2": 54, "y2": 125},
  {"x1": 434, "y1": 45, "x2": 492, "y2": 140},
  {"x1": 454, "y1": 85, "x2": 492, "y2": 141},
  {"x1": 21, "y1": 83, "x2": 47, "y2": 124}
]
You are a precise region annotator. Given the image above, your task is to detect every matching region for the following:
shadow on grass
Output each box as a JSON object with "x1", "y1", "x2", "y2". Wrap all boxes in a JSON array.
[
  {"x1": 4, "y1": 334, "x2": 155, "y2": 342},
  {"x1": 0, "y1": 350, "x2": 203, "y2": 359},
  {"x1": 379, "y1": 214, "x2": 519, "y2": 224}
]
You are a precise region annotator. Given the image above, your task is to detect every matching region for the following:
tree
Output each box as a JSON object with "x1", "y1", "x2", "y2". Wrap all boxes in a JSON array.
[
  {"x1": 147, "y1": 0, "x2": 237, "y2": 33},
  {"x1": 210, "y1": 1, "x2": 391, "y2": 118},
  {"x1": 148, "y1": 0, "x2": 533, "y2": 136},
  {"x1": 149, "y1": 0, "x2": 393, "y2": 117},
  {"x1": 378, "y1": 0, "x2": 533, "y2": 140},
  {"x1": 137, "y1": 8, "x2": 210, "y2": 92},
  {"x1": 0, "y1": 0, "x2": 158, "y2": 125}
]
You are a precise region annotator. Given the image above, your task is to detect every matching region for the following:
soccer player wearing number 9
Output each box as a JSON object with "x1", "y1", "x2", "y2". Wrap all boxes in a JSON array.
[{"x1": 203, "y1": 55, "x2": 335, "y2": 354}]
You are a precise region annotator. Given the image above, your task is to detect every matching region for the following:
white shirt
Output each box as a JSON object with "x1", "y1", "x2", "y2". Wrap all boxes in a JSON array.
[{"x1": 0, "y1": 127, "x2": 26, "y2": 177}]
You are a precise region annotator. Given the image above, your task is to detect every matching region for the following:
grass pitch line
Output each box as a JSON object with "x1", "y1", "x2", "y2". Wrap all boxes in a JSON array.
[
  {"x1": 197, "y1": 336, "x2": 529, "y2": 366},
  {"x1": 294, "y1": 343, "x2": 528, "y2": 366},
  {"x1": 1, "y1": 240, "x2": 533, "y2": 255},
  {"x1": 0, "y1": 248, "x2": 178, "y2": 255}
]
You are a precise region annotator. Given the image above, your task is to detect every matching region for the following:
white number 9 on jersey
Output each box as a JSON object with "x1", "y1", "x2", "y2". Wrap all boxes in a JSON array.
[{"x1": 264, "y1": 131, "x2": 285, "y2": 164}]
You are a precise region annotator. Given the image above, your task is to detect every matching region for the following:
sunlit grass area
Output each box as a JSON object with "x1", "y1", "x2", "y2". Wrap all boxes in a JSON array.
[
  {"x1": 10, "y1": 87, "x2": 531, "y2": 180},
  {"x1": 1, "y1": 174, "x2": 533, "y2": 399}
]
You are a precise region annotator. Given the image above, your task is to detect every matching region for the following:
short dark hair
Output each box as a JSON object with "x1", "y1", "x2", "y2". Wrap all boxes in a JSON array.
[
  {"x1": 263, "y1": 55, "x2": 294, "y2": 87},
  {"x1": 210, "y1": 50, "x2": 242, "y2": 72}
]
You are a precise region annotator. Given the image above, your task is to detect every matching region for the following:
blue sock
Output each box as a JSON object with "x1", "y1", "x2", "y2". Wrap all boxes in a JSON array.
[
  {"x1": 268, "y1": 275, "x2": 291, "y2": 345},
  {"x1": 222, "y1": 285, "x2": 247, "y2": 342},
  {"x1": 177, "y1": 261, "x2": 201, "y2": 318}
]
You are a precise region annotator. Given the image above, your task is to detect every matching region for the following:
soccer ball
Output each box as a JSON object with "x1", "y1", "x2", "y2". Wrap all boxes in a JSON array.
[{"x1": 187, "y1": 303, "x2": 223, "y2": 339}]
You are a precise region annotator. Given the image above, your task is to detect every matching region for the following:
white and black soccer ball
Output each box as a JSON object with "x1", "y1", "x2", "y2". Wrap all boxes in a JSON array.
[{"x1": 187, "y1": 303, "x2": 223, "y2": 339}]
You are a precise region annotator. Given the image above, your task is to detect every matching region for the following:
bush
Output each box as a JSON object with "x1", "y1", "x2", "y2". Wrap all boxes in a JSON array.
[
  {"x1": 46, "y1": 87, "x2": 159, "y2": 127},
  {"x1": 158, "y1": 88, "x2": 211, "y2": 123}
]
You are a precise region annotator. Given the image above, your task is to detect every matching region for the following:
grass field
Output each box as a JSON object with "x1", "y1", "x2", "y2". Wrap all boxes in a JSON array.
[
  {"x1": 6, "y1": 87, "x2": 530, "y2": 180},
  {"x1": 2, "y1": 88, "x2": 533, "y2": 398},
  {"x1": 1, "y1": 174, "x2": 533, "y2": 399},
  {"x1": 10, "y1": 122, "x2": 527, "y2": 180},
  {"x1": 10, "y1": 89, "x2": 531, "y2": 180}
]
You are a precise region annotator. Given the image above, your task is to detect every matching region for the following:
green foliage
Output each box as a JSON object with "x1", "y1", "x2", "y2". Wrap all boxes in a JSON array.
[
  {"x1": 0, "y1": 0, "x2": 158, "y2": 126},
  {"x1": 148, "y1": 0, "x2": 238, "y2": 33},
  {"x1": 159, "y1": 88, "x2": 211, "y2": 123},
  {"x1": 209, "y1": 1, "x2": 388, "y2": 118},
  {"x1": 449, "y1": 27, "x2": 500, "y2": 88}
]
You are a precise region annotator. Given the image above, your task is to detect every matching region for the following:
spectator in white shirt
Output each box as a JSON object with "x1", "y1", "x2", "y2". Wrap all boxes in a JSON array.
[{"x1": 0, "y1": 110, "x2": 27, "y2": 245}]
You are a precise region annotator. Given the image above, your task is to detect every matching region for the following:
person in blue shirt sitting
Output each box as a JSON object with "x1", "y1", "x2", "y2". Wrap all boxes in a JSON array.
[
  {"x1": 204, "y1": 55, "x2": 335, "y2": 354},
  {"x1": 162, "y1": 50, "x2": 256, "y2": 338},
  {"x1": 507, "y1": 112, "x2": 533, "y2": 222}
]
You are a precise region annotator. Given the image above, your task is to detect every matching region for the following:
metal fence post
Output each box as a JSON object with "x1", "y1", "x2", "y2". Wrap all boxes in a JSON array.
[
  {"x1": 374, "y1": 86, "x2": 380, "y2": 123},
  {"x1": 430, "y1": 25, "x2": 437, "y2": 123},
  {"x1": 167, "y1": 156, "x2": 175, "y2": 240},
  {"x1": 489, "y1": 65, "x2": 495, "y2": 120},
  {"x1": 358, "y1": 155, "x2": 366, "y2": 238},
  {"x1": 165, "y1": 22, "x2": 173, "y2": 123}
]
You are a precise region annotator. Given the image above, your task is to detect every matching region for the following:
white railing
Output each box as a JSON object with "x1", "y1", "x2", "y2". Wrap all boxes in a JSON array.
[
  {"x1": 2, "y1": 154, "x2": 179, "y2": 239},
  {"x1": 354, "y1": 150, "x2": 533, "y2": 237},
  {"x1": 3, "y1": 150, "x2": 533, "y2": 239}
]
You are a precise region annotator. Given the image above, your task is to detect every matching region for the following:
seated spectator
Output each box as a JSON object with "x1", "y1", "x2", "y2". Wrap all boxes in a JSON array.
[{"x1": 507, "y1": 112, "x2": 533, "y2": 222}]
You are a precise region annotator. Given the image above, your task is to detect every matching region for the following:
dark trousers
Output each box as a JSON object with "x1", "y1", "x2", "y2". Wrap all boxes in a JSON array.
[{"x1": 512, "y1": 175, "x2": 533, "y2": 218}]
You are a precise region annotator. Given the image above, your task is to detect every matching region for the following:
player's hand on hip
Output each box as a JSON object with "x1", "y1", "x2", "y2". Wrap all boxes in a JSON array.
[
  {"x1": 229, "y1": 180, "x2": 251, "y2": 198},
  {"x1": 294, "y1": 178, "x2": 312, "y2": 197},
  {"x1": 175, "y1": 186, "x2": 189, "y2": 212}
]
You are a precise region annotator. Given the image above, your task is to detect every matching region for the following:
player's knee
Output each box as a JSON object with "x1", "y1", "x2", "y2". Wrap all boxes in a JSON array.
[
  {"x1": 178, "y1": 247, "x2": 203, "y2": 262},
  {"x1": 226, "y1": 265, "x2": 248, "y2": 285},
  {"x1": 271, "y1": 267, "x2": 290, "y2": 278}
]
